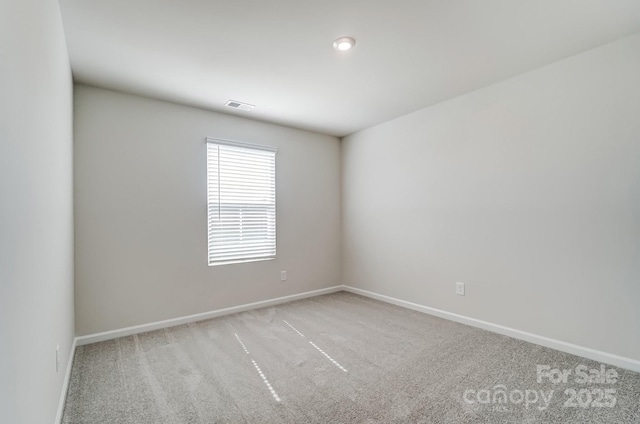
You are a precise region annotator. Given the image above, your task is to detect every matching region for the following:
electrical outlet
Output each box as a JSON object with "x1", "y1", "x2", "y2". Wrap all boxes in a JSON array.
[
  {"x1": 56, "y1": 345, "x2": 60, "y2": 373},
  {"x1": 281, "y1": 271, "x2": 287, "y2": 281},
  {"x1": 456, "y1": 282, "x2": 465, "y2": 296}
]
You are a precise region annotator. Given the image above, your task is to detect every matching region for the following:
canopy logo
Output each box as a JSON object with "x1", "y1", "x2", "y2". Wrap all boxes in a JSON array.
[
  {"x1": 463, "y1": 386, "x2": 554, "y2": 411},
  {"x1": 462, "y1": 363, "x2": 619, "y2": 412}
]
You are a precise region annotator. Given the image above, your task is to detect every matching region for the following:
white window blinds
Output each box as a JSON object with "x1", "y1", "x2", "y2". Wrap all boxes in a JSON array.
[{"x1": 206, "y1": 137, "x2": 277, "y2": 265}]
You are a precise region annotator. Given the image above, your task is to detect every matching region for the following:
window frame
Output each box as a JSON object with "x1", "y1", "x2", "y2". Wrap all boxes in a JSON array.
[{"x1": 205, "y1": 137, "x2": 277, "y2": 266}]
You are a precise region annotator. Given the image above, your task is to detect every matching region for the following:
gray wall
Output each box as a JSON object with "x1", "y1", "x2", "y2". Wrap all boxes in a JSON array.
[
  {"x1": 0, "y1": 0, "x2": 75, "y2": 423},
  {"x1": 74, "y1": 85, "x2": 341, "y2": 336},
  {"x1": 342, "y1": 33, "x2": 640, "y2": 360}
]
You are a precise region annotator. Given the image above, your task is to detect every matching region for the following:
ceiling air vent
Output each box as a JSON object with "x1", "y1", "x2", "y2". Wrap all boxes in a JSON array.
[{"x1": 225, "y1": 100, "x2": 255, "y2": 111}]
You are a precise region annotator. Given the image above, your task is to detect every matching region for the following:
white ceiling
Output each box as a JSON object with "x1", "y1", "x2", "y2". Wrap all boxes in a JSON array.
[{"x1": 59, "y1": 0, "x2": 640, "y2": 137}]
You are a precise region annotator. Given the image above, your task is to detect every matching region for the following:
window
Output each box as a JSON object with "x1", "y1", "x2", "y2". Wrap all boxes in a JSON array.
[{"x1": 206, "y1": 137, "x2": 277, "y2": 265}]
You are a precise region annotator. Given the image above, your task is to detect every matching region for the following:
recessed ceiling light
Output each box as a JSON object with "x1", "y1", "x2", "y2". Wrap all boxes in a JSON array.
[{"x1": 333, "y1": 36, "x2": 356, "y2": 51}]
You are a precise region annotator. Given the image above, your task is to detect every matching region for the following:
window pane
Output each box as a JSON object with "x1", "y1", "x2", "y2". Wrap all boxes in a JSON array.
[{"x1": 206, "y1": 139, "x2": 276, "y2": 265}]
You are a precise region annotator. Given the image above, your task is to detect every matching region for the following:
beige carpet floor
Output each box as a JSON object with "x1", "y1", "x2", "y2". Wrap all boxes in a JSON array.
[{"x1": 62, "y1": 291, "x2": 640, "y2": 423}]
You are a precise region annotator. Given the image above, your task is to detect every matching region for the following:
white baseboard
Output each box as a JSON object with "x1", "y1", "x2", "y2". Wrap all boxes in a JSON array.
[
  {"x1": 75, "y1": 286, "x2": 343, "y2": 346},
  {"x1": 342, "y1": 285, "x2": 640, "y2": 373},
  {"x1": 55, "y1": 337, "x2": 77, "y2": 424},
  {"x1": 55, "y1": 284, "x2": 638, "y2": 421}
]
